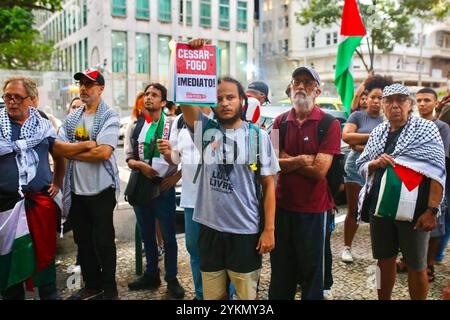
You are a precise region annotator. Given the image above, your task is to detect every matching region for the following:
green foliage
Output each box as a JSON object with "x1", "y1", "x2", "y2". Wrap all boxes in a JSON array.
[
  {"x1": 0, "y1": 6, "x2": 56, "y2": 70},
  {"x1": 297, "y1": 0, "x2": 449, "y2": 72},
  {"x1": 0, "y1": 0, "x2": 62, "y2": 12}
]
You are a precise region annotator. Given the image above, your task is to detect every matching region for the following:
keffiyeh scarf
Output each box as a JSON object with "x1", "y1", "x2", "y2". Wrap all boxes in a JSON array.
[
  {"x1": 0, "y1": 107, "x2": 55, "y2": 196},
  {"x1": 61, "y1": 99, "x2": 120, "y2": 219},
  {"x1": 356, "y1": 116, "x2": 446, "y2": 217}
]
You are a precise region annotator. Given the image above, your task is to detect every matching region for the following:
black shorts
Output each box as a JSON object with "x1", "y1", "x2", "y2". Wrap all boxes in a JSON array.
[{"x1": 198, "y1": 225, "x2": 262, "y2": 273}]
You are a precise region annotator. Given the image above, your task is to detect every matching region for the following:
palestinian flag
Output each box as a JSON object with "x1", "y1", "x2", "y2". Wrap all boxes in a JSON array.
[
  {"x1": 0, "y1": 200, "x2": 36, "y2": 290},
  {"x1": 334, "y1": 0, "x2": 366, "y2": 114},
  {"x1": 375, "y1": 165, "x2": 425, "y2": 222}
]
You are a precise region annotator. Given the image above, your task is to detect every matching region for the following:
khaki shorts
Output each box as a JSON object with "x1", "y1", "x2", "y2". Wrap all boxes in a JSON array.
[{"x1": 201, "y1": 269, "x2": 261, "y2": 300}]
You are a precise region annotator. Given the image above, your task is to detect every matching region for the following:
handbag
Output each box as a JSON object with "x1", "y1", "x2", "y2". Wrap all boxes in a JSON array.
[
  {"x1": 124, "y1": 114, "x2": 162, "y2": 207},
  {"x1": 124, "y1": 169, "x2": 161, "y2": 207}
]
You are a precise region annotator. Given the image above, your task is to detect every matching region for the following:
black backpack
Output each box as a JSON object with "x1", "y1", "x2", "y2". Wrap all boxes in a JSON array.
[{"x1": 279, "y1": 112, "x2": 345, "y2": 203}]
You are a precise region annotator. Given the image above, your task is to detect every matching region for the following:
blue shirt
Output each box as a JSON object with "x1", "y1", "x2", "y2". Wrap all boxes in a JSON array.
[{"x1": 0, "y1": 120, "x2": 54, "y2": 194}]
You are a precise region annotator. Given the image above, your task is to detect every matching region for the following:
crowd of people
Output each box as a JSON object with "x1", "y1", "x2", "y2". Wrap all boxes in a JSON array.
[{"x1": 1, "y1": 39, "x2": 450, "y2": 300}]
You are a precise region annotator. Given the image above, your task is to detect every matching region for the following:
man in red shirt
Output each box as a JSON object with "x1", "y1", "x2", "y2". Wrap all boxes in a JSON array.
[{"x1": 269, "y1": 66, "x2": 341, "y2": 300}]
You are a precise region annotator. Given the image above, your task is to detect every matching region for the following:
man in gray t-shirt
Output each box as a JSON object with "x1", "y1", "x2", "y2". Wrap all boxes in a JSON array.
[
  {"x1": 55, "y1": 68, "x2": 120, "y2": 300},
  {"x1": 179, "y1": 70, "x2": 279, "y2": 300}
]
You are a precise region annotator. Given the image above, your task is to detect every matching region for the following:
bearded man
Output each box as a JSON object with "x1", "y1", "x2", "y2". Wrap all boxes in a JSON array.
[{"x1": 268, "y1": 66, "x2": 341, "y2": 300}]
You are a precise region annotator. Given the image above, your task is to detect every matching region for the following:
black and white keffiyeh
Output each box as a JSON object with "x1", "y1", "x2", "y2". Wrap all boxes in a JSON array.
[
  {"x1": 0, "y1": 107, "x2": 55, "y2": 196},
  {"x1": 356, "y1": 116, "x2": 446, "y2": 216},
  {"x1": 60, "y1": 99, "x2": 120, "y2": 219}
]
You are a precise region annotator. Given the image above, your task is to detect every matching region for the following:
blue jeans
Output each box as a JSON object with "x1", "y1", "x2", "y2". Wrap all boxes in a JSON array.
[
  {"x1": 436, "y1": 206, "x2": 450, "y2": 261},
  {"x1": 134, "y1": 188, "x2": 177, "y2": 281},
  {"x1": 184, "y1": 208, "x2": 203, "y2": 299}
]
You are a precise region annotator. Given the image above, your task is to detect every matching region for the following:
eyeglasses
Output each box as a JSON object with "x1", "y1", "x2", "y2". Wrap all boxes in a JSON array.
[
  {"x1": 383, "y1": 96, "x2": 410, "y2": 107},
  {"x1": 2, "y1": 94, "x2": 30, "y2": 104},
  {"x1": 76, "y1": 80, "x2": 99, "y2": 88},
  {"x1": 290, "y1": 79, "x2": 316, "y2": 89}
]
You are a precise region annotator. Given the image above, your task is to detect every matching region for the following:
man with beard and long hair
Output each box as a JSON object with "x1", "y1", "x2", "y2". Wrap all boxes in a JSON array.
[
  {"x1": 269, "y1": 66, "x2": 341, "y2": 300},
  {"x1": 178, "y1": 39, "x2": 279, "y2": 299}
]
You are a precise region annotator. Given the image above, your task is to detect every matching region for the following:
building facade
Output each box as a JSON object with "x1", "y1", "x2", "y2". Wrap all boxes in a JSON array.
[
  {"x1": 35, "y1": 0, "x2": 259, "y2": 114},
  {"x1": 260, "y1": 0, "x2": 450, "y2": 103}
]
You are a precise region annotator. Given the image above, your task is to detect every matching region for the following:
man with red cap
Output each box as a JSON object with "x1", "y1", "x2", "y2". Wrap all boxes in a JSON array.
[{"x1": 56, "y1": 68, "x2": 120, "y2": 300}]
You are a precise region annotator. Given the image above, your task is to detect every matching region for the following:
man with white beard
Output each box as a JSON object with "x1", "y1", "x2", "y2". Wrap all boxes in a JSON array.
[{"x1": 268, "y1": 66, "x2": 341, "y2": 300}]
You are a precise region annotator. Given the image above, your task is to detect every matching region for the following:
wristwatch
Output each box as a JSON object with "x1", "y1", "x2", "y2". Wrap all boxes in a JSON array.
[{"x1": 427, "y1": 207, "x2": 439, "y2": 215}]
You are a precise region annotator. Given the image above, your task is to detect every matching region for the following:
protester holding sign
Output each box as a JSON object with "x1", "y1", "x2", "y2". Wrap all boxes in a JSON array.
[
  {"x1": 125, "y1": 83, "x2": 185, "y2": 299},
  {"x1": 178, "y1": 39, "x2": 280, "y2": 300}
]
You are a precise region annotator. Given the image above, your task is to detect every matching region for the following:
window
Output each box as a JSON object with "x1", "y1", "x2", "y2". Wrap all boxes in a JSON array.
[
  {"x1": 159, "y1": 0, "x2": 171, "y2": 22},
  {"x1": 63, "y1": 10, "x2": 67, "y2": 38},
  {"x1": 326, "y1": 33, "x2": 331, "y2": 45},
  {"x1": 284, "y1": 39, "x2": 289, "y2": 54},
  {"x1": 262, "y1": 43, "x2": 266, "y2": 54},
  {"x1": 158, "y1": 35, "x2": 171, "y2": 85},
  {"x1": 136, "y1": 33, "x2": 150, "y2": 74},
  {"x1": 311, "y1": 35, "x2": 315, "y2": 48},
  {"x1": 236, "y1": 43, "x2": 247, "y2": 84},
  {"x1": 112, "y1": 31, "x2": 127, "y2": 73},
  {"x1": 136, "y1": 0, "x2": 150, "y2": 20},
  {"x1": 83, "y1": 0, "x2": 87, "y2": 26},
  {"x1": 186, "y1": 0, "x2": 192, "y2": 25},
  {"x1": 200, "y1": 0, "x2": 211, "y2": 27},
  {"x1": 73, "y1": 43, "x2": 77, "y2": 72},
  {"x1": 333, "y1": 32, "x2": 338, "y2": 44},
  {"x1": 219, "y1": 0, "x2": 230, "y2": 29},
  {"x1": 237, "y1": 1, "x2": 247, "y2": 31},
  {"x1": 219, "y1": 41, "x2": 230, "y2": 76},
  {"x1": 67, "y1": 10, "x2": 71, "y2": 35},
  {"x1": 84, "y1": 38, "x2": 88, "y2": 69},
  {"x1": 68, "y1": 47, "x2": 72, "y2": 73},
  {"x1": 285, "y1": 16, "x2": 289, "y2": 28},
  {"x1": 305, "y1": 37, "x2": 309, "y2": 49},
  {"x1": 78, "y1": 40, "x2": 83, "y2": 71},
  {"x1": 112, "y1": 0, "x2": 126, "y2": 16},
  {"x1": 112, "y1": 80, "x2": 128, "y2": 107},
  {"x1": 279, "y1": 40, "x2": 283, "y2": 52}
]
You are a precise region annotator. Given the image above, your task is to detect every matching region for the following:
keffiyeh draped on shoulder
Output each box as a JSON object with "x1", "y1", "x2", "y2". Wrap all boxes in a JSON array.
[
  {"x1": 356, "y1": 116, "x2": 446, "y2": 216},
  {"x1": 0, "y1": 107, "x2": 55, "y2": 196},
  {"x1": 59, "y1": 99, "x2": 120, "y2": 219}
]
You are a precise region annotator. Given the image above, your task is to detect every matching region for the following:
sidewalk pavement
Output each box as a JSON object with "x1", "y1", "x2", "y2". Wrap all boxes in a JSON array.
[{"x1": 54, "y1": 205, "x2": 450, "y2": 300}]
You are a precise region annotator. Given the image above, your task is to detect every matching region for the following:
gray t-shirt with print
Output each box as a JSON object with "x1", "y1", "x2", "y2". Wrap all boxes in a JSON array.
[
  {"x1": 72, "y1": 113, "x2": 117, "y2": 195},
  {"x1": 193, "y1": 113, "x2": 280, "y2": 234}
]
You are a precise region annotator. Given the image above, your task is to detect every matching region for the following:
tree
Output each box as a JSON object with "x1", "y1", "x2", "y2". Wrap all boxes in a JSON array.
[
  {"x1": 0, "y1": 0, "x2": 62, "y2": 12},
  {"x1": 297, "y1": 0, "x2": 449, "y2": 73},
  {"x1": 0, "y1": 7, "x2": 55, "y2": 70}
]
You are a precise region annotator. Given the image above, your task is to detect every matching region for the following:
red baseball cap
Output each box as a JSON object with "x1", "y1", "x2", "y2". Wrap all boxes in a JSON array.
[{"x1": 74, "y1": 68, "x2": 105, "y2": 85}]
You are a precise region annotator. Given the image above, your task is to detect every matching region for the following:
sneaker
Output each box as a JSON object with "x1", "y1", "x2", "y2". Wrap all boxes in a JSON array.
[
  {"x1": 128, "y1": 273, "x2": 161, "y2": 291},
  {"x1": 67, "y1": 288, "x2": 103, "y2": 300},
  {"x1": 341, "y1": 247, "x2": 354, "y2": 263},
  {"x1": 167, "y1": 278, "x2": 185, "y2": 299},
  {"x1": 323, "y1": 289, "x2": 334, "y2": 300}
]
